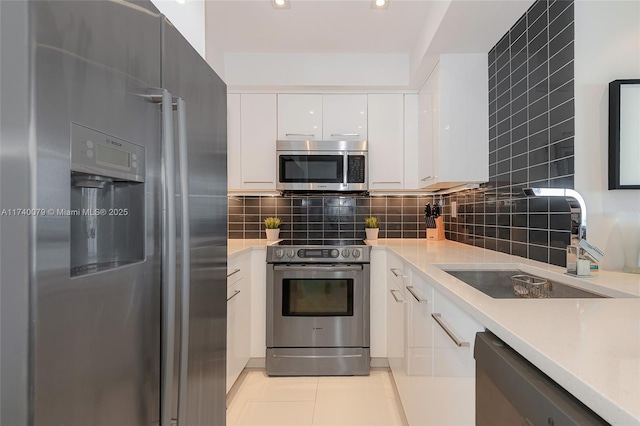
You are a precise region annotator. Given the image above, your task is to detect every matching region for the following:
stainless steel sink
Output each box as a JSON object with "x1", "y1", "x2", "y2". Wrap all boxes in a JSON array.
[{"x1": 443, "y1": 269, "x2": 608, "y2": 299}]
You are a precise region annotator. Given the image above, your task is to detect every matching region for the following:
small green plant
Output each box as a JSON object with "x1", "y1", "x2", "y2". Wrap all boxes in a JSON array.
[
  {"x1": 364, "y1": 216, "x2": 379, "y2": 228},
  {"x1": 264, "y1": 217, "x2": 282, "y2": 229}
]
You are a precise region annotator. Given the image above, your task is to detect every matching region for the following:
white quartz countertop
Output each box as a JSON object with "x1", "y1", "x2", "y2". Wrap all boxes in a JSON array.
[
  {"x1": 369, "y1": 239, "x2": 640, "y2": 425},
  {"x1": 228, "y1": 238, "x2": 273, "y2": 258},
  {"x1": 226, "y1": 237, "x2": 640, "y2": 424}
]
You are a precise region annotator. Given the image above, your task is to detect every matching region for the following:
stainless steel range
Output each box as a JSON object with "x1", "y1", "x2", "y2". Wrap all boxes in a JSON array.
[{"x1": 266, "y1": 239, "x2": 371, "y2": 376}]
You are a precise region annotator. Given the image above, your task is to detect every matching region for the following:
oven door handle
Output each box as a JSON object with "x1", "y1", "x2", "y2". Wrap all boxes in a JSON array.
[{"x1": 272, "y1": 264, "x2": 364, "y2": 272}]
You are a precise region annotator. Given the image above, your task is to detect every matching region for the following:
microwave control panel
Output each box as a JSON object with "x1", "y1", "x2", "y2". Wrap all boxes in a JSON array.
[{"x1": 347, "y1": 155, "x2": 366, "y2": 183}]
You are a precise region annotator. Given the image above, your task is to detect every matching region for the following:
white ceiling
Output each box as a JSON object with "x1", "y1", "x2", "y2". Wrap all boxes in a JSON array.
[
  {"x1": 205, "y1": 1, "x2": 435, "y2": 54},
  {"x1": 205, "y1": 0, "x2": 535, "y2": 89}
]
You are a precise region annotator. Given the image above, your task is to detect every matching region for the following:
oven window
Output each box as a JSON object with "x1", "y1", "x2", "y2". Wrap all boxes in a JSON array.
[
  {"x1": 279, "y1": 155, "x2": 344, "y2": 183},
  {"x1": 282, "y1": 279, "x2": 354, "y2": 316}
]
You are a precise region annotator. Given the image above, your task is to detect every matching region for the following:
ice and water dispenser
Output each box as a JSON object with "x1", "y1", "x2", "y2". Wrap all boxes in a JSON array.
[{"x1": 70, "y1": 123, "x2": 146, "y2": 276}]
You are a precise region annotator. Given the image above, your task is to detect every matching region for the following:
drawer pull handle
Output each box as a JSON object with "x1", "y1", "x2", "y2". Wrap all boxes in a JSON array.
[
  {"x1": 390, "y1": 268, "x2": 407, "y2": 278},
  {"x1": 390, "y1": 289, "x2": 406, "y2": 303},
  {"x1": 406, "y1": 286, "x2": 428, "y2": 303},
  {"x1": 227, "y1": 290, "x2": 241, "y2": 302},
  {"x1": 285, "y1": 133, "x2": 314, "y2": 137},
  {"x1": 331, "y1": 133, "x2": 360, "y2": 137},
  {"x1": 431, "y1": 313, "x2": 469, "y2": 347},
  {"x1": 227, "y1": 268, "x2": 241, "y2": 278},
  {"x1": 420, "y1": 176, "x2": 432, "y2": 181}
]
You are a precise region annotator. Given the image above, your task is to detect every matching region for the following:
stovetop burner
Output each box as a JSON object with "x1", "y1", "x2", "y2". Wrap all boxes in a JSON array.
[{"x1": 274, "y1": 239, "x2": 367, "y2": 247}]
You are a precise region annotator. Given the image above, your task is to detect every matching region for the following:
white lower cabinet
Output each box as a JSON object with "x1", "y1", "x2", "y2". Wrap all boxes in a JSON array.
[
  {"x1": 386, "y1": 259, "x2": 408, "y2": 381},
  {"x1": 226, "y1": 253, "x2": 251, "y2": 394},
  {"x1": 387, "y1": 254, "x2": 484, "y2": 425}
]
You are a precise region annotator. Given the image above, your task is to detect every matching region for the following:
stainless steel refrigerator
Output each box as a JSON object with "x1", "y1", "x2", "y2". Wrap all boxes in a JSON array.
[{"x1": 0, "y1": 1, "x2": 228, "y2": 425}]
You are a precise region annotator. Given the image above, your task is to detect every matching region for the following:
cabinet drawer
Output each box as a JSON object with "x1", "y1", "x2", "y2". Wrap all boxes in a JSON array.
[
  {"x1": 432, "y1": 290, "x2": 483, "y2": 377},
  {"x1": 227, "y1": 266, "x2": 243, "y2": 287},
  {"x1": 387, "y1": 252, "x2": 408, "y2": 288}
]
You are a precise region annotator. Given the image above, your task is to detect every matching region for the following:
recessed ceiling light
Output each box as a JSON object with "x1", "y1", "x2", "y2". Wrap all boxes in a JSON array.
[
  {"x1": 272, "y1": 0, "x2": 291, "y2": 9},
  {"x1": 371, "y1": 0, "x2": 389, "y2": 9},
  {"x1": 175, "y1": 0, "x2": 186, "y2": 4}
]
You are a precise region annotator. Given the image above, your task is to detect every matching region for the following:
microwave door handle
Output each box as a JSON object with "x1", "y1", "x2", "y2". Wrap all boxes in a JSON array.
[{"x1": 343, "y1": 153, "x2": 348, "y2": 187}]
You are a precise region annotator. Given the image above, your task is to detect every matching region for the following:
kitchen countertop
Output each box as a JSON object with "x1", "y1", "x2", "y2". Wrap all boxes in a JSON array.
[
  {"x1": 369, "y1": 239, "x2": 640, "y2": 425},
  {"x1": 226, "y1": 237, "x2": 640, "y2": 424},
  {"x1": 228, "y1": 238, "x2": 274, "y2": 258}
]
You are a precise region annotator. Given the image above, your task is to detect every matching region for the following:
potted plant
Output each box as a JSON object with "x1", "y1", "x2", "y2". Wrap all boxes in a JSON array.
[
  {"x1": 264, "y1": 217, "x2": 282, "y2": 241},
  {"x1": 364, "y1": 216, "x2": 379, "y2": 240}
]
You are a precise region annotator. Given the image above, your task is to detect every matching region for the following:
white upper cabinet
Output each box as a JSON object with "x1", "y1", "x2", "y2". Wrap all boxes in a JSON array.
[
  {"x1": 277, "y1": 94, "x2": 367, "y2": 141},
  {"x1": 322, "y1": 95, "x2": 368, "y2": 141},
  {"x1": 240, "y1": 94, "x2": 277, "y2": 190},
  {"x1": 227, "y1": 94, "x2": 242, "y2": 190},
  {"x1": 277, "y1": 94, "x2": 322, "y2": 140},
  {"x1": 418, "y1": 54, "x2": 489, "y2": 190},
  {"x1": 368, "y1": 94, "x2": 404, "y2": 190}
]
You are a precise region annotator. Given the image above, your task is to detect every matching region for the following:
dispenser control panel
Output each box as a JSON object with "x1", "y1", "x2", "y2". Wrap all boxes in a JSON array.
[{"x1": 71, "y1": 123, "x2": 145, "y2": 182}]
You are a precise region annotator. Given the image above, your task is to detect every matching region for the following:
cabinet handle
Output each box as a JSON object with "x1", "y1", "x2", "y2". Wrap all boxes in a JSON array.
[
  {"x1": 390, "y1": 268, "x2": 407, "y2": 278},
  {"x1": 227, "y1": 290, "x2": 241, "y2": 302},
  {"x1": 390, "y1": 289, "x2": 406, "y2": 303},
  {"x1": 372, "y1": 181, "x2": 401, "y2": 185},
  {"x1": 243, "y1": 181, "x2": 274, "y2": 184},
  {"x1": 227, "y1": 268, "x2": 241, "y2": 278},
  {"x1": 431, "y1": 313, "x2": 469, "y2": 347},
  {"x1": 285, "y1": 133, "x2": 314, "y2": 136},
  {"x1": 420, "y1": 176, "x2": 432, "y2": 181},
  {"x1": 406, "y1": 286, "x2": 428, "y2": 303},
  {"x1": 331, "y1": 133, "x2": 359, "y2": 137}
]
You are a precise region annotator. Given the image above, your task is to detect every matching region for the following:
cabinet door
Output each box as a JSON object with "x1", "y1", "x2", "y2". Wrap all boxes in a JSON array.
[
  {"x1": 322, "y1": 95, "x2": 367, "y2": 141},
  {"x1": 405, "y1": 271, "x2": 433, "y2": 376},
  {"x1": 226, "y1": 280, "x2": 240, "y2": 393},
  {"x1": 226, "y1": 254, "x2": 251, "y2": 393},
  {"x1": 277, "y1": 94, "x2": 322, "y2": 140},
  {"x1": 386, "y1": 254, "x2": 408, "y2": 379},
  {"x1": 403, "y1": 94, "x2": 420, "y2": 189},
  {"x1": 438, "y1": 54, "x2": 488, "y2": 185},
  {"x1": 240, "y1": 94, "x2": 277, "y2": 190},
  {"x1": 227, "y1": 94, "x2": 242, "y2": 190},
  {"x1": 418, "y1": 66, "x2": 438, "y2": 187},
  {"x1": 386, "y1": 273, "x2": 408, "y2": 405},
  {"x1": 368, "y1": 94, "x2": 404, "y2": 190}
]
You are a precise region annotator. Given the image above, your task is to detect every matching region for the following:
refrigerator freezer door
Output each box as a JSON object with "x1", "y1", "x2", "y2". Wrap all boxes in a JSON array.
[
  {"x1": 161, "y1": 17, "x2": 228, "y2": 426},
  {"x1": 29, "y1": 2, "x2": 163, "y2": 425}
]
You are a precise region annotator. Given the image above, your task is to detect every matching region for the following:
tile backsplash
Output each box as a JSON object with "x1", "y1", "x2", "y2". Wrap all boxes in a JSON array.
[
  {"x1": 228, "y1": 195, "x2": 436, "y2": 240},
  {"x1": 442, "y1": 0, "x2": 575, "y2": 267}
]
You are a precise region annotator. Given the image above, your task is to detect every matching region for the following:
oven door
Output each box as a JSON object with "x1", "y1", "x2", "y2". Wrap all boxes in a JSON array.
[
  {"x1": 276, "y1": 151, "x2": 346, "y2": 191},
  {"x1": 268, "y1": 264, "x2": 370, "y2": 348}
]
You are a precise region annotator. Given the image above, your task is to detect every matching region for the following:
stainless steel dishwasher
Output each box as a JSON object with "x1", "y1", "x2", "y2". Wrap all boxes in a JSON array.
[{"x1": 474, "y1": 332, "x2": 609, "y2": 426}]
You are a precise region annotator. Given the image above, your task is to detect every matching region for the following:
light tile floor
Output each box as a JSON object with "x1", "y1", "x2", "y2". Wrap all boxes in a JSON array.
[{"x1": 227, "y1": 369, "x2": 407, "y2": 426}]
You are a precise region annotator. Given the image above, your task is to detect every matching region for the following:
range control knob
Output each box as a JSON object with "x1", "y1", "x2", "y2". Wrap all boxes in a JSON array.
[
  {"x1": 352, "y1": 249, "x2": 361, "y2": 258},
  {"x1": 342, "y1": 249, "x2": 351, "y2": 258},
  {"x1": 330, "y1": 249, "x2": 339, "y2": 258},
  {"x1": 286, "y1": 249, "x2": 295, "y2": 258},
  {"x1": 274, "y1": 249, "x2": 284, "y2": 258}
]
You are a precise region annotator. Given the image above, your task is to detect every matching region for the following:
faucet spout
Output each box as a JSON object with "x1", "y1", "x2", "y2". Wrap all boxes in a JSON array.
[
  {"x1": 523, "y1": 188, "x2": 602, "y2": 277},
  {"x1": 522, "y1": 187, "x2": 587, "y2": 241}
]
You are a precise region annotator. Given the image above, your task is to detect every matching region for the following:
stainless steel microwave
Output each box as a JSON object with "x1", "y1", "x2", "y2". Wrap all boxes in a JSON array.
[{"x1": 276, "y1": 140, "x2": 368, "y2": 192}]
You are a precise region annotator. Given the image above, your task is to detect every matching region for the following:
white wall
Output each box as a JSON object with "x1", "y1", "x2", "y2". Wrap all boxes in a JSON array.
[
  {"x1": 151, "y1": 0, "x2": 205, "y2": 59},
  {"x1": 574, "y1": 1, "x2": 640, "y2": 271},
  {"x1": 224, "y1": 53, "x2": 409, "y2": 89}
]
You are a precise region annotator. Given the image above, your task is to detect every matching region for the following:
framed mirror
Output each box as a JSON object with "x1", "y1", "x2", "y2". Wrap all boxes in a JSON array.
[{"x1": 609, "y1": 79, "x2": 640, "y2": 189}]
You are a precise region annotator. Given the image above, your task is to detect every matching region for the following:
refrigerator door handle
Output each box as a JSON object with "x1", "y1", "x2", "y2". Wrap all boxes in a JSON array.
[
  {"x1": 153, "y1": 88, "x2": 177, "y2": 426},
  {"x1": 175, "y1": 97, "x2": 190, "y2": 426}
]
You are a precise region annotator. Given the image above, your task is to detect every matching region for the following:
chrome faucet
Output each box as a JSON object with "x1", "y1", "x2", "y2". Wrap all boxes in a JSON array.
[{"x1": 523, "y1": 188, "x2": 604, "y2": 277}]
